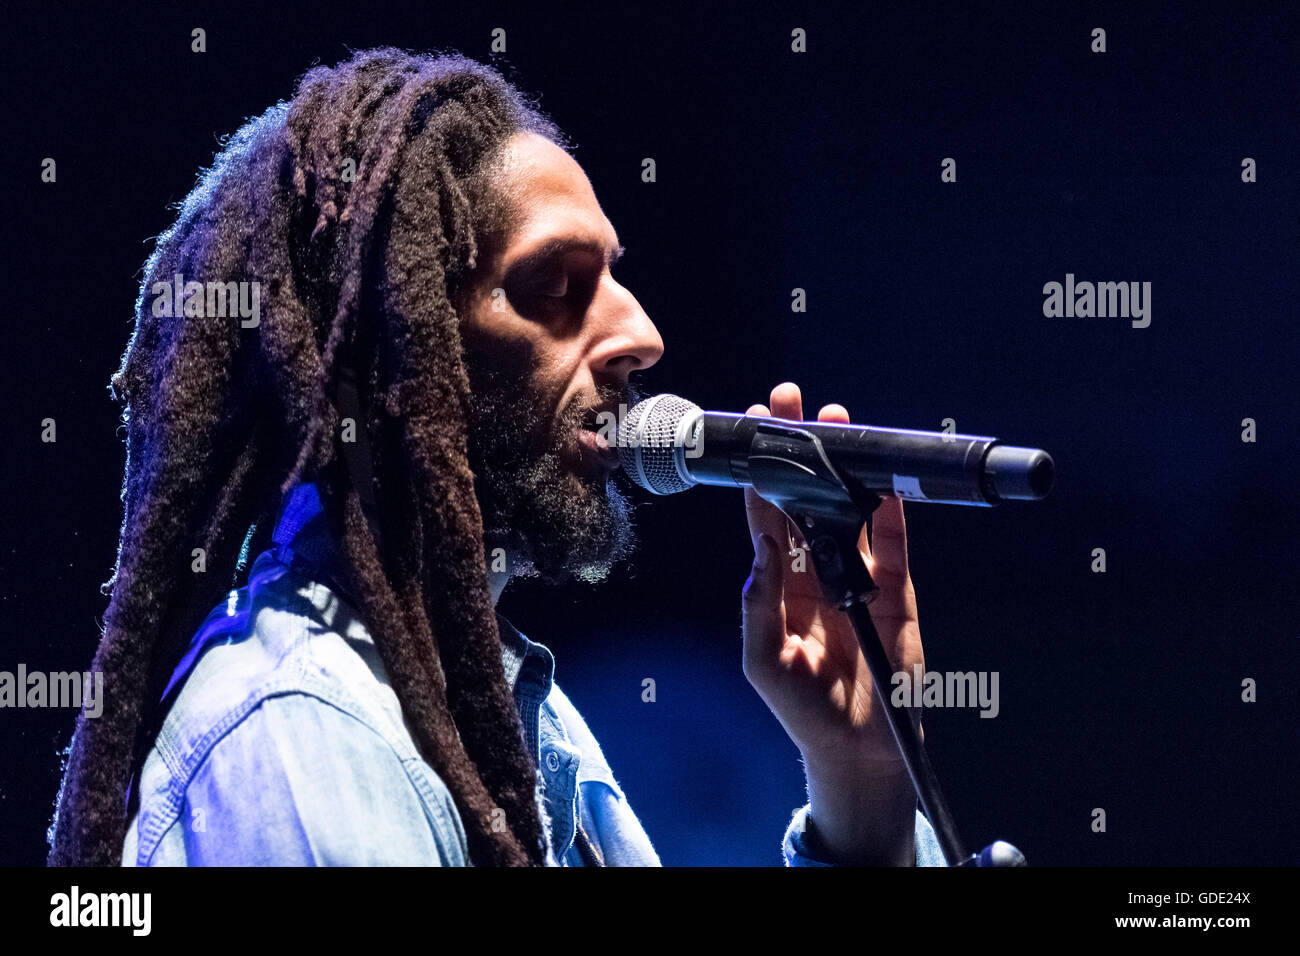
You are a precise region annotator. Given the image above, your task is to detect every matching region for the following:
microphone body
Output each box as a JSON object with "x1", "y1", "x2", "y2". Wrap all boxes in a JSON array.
[{"x1": 616, "y1": 394, "x2": 1054, "y2": 506}]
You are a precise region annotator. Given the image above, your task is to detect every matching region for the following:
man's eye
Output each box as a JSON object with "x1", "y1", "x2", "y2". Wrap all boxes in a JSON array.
[{"x1": 536, "y1": 275, "x2": 568, "y2": 297}]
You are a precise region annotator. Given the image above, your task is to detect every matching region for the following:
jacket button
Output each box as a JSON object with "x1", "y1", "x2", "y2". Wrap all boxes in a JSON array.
[{"x1": 545, "y1": 750, "x2": 561, "y2": 773}]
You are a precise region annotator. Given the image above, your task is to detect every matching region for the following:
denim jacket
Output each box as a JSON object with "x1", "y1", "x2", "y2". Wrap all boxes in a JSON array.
[{"x1": 121, "y1": 483, "x2": 944, "y2": 866}]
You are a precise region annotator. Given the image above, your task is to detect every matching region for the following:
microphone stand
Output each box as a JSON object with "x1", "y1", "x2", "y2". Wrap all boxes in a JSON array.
[{"x1": 745, "y1": 421, "x2": 1024, "y2": 867}]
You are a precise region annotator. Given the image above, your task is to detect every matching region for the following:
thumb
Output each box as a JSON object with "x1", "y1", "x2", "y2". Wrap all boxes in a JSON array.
[{"x1": 742, "y1": 533, "x2": 786, "y2": 681}]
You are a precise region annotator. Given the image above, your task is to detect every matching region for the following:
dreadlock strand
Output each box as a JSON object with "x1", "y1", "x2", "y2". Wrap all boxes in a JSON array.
[
  {"x1": 379, "y1": 112, "x2": 549, "y2": 863},
  {"x1": 323, "y1": 470, "x2": 532, "y2": 865}
]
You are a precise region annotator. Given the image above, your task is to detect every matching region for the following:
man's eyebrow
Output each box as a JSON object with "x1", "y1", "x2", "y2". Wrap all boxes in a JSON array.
[{"x1": 507, "y1": 237, "x2": 625, "y2": 272}]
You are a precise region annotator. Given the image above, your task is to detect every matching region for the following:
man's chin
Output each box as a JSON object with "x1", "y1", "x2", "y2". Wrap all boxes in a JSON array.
[{"x1": 504, "y1": 473, "x2": 636, "y2": 586}]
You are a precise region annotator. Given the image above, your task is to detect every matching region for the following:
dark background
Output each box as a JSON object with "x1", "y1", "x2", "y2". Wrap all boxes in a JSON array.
[{"x1": 2, "y1": 0, "x2": 1296, "y2": 866}]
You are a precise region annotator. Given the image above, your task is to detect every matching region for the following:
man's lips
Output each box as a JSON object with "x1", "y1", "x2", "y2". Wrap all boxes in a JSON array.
[{"x1": 577, "y1": 427, "x2": 621, "y2": 471}]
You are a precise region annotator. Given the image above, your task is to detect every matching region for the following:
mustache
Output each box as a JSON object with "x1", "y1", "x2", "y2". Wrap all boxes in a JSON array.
[{"x1": 567, "y1": 381, "x2": 646, "y2": 434}]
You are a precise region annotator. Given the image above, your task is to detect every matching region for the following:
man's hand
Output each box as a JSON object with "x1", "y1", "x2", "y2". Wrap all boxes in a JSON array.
[{"x1": 741, "y1": 382, "x2": 924, "y2": 865}]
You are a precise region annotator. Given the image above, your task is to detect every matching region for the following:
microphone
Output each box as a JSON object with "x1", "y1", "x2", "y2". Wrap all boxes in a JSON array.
[{"x1": 615, "y1": 394, "x2": 1054, "y2": 506}]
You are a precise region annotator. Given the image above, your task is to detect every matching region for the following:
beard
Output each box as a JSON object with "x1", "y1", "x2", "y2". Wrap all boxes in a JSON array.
[{"x1": 462, "y1": 351, "x2": 642, "y2": 585}]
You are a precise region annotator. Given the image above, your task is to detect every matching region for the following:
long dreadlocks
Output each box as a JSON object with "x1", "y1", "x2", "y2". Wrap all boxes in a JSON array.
[{"x1": 47, "y1": 47, "x2": 568, "y2": 867}]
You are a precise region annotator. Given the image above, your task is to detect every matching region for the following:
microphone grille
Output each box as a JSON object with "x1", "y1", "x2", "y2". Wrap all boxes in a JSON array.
[{"x1": 617, "y1": 394, "x2": 702, "y2": 495}]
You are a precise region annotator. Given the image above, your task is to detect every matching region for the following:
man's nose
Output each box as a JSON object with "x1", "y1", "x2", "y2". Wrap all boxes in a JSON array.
[{"x1": 588, "y1": 278, "x2": 664, "y2": 380}]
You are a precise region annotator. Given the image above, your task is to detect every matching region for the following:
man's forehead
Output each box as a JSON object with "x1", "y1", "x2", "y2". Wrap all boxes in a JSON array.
[{"x1": 498, "y1": 132, "x2": 621, "y2": 255}]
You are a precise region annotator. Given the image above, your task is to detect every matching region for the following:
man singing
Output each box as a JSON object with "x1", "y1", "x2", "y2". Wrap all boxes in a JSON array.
[{"x1": 47, "y1": 48, "x2": 942, "y2": 866}]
